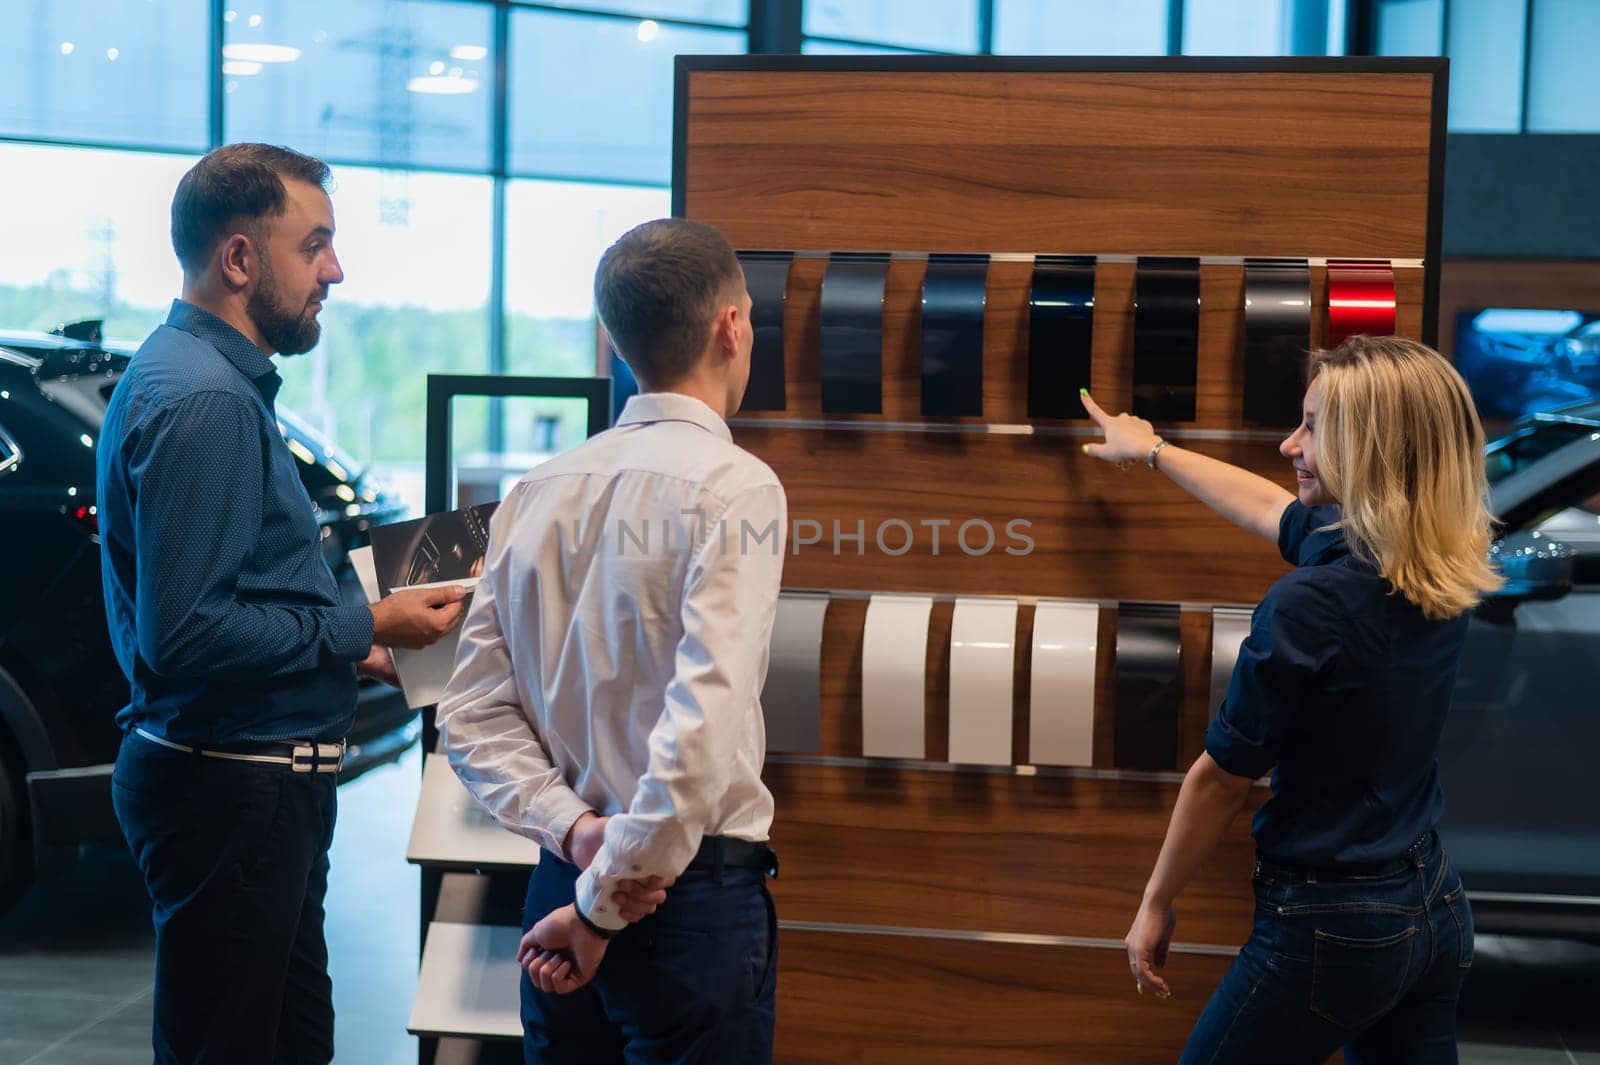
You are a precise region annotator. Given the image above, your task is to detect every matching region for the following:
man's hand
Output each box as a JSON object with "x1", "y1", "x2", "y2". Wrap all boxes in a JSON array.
[
  {"x1": 356, "y1": 645, "x2": 400, "y2": 687},
  {"x1": 517, "y1": 904, "x2": 609, "y2": 995},
  {"x1": 1125, "y1": 900, "x2": 1177, "y2": 1000},
  {"x1": 369, "y1": 585, "x2": 469, "y2": 649},
  {"x1": 562, "y1": 813, "x2": 676, "y2": 921},
  {"x1": 612, "y1": 876, "x2": 673, "y2": 922},
  {"x1": 564, "y1": 812, "x2": 607, "y2": 869}
]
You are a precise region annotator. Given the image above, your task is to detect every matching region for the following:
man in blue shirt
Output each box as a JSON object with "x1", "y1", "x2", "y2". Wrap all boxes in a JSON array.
[{"x1": 98, "y1": 143, "x2": 467, "y2": 1065}]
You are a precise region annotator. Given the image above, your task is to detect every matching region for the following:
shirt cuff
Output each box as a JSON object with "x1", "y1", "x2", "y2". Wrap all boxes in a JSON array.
[
  {"x1": 327, "y1": 604, "x2": 376, "y2": 662},
  {"x1": 1204, "y1": 718, "x2": 1273, "y2": 781},
  {"x1": 574, "y1": 865, "x2": 627, "y2": 933},
  {"x1": 539, "y1": 795, "x2": 596, "y2": 862}
]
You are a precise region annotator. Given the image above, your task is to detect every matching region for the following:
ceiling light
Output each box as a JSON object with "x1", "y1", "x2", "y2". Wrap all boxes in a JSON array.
[
  {"x1": 106, "y1": 47, "x2": 120, "y2": 61},
  {"x1": 59, "y1": 41, "x2": 75, "y2": 55},
  {"x1": 247, "y1": 13, "x2": 262, "y2": 27},
  {"x1": 407, "y1": 75, "x2": 479, "y2": 95},
  {"x1": 222, "y1": 43, "x2": 301, "y2": 63},
  {"x1": 222, "y1": 59, "x2": 263, "y2": 75},
  {"x1": 429, "y1": 60, "x2": 444, "y2": 75},
  {"x1": 449, "y1": 44, "x2": 487, "y2": 61},
  {"x1": 636, "y1": 19, "x2": 659, "y2": 42},
  {"x1": 224, "y1": 9, "x2": 237, "y2": 22}
]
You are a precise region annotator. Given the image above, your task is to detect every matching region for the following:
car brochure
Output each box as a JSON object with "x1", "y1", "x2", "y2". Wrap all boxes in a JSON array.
[{"x1": 356, "y1": 501, "x2": 499, "y2": 709}]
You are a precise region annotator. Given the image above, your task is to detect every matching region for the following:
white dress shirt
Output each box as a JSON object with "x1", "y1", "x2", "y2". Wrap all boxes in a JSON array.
[{"x1": 438, "y1": 391, "x2": 786, "y2": 932}]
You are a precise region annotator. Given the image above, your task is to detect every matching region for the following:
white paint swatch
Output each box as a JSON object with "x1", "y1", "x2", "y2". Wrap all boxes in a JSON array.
[
  {"x1": 948, "y1": 597, "x2": 1019, "y2": 765},
  {"x1": 1028, "y1": 599, "x2": 1100, "y2": 767},
  {"x1": 861, "y1": 594, "x2": 934, "y2": 759}
]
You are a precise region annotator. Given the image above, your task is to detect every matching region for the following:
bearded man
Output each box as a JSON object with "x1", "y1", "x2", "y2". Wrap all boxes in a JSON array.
[{"x1": 97, "y1": 143, "x2": 467, "y2": 1064}]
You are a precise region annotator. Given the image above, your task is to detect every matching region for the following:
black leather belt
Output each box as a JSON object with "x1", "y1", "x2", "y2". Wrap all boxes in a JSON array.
[
  {"x1": 688, "y1": 835, "x2": 779, "y2": 879},
  {"x1": 1256, "y1": 831, "x2": 1437, "y2": 885}
]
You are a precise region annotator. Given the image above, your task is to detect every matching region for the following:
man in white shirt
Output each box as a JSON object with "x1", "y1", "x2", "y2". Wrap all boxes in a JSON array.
[{"x1": 438, "y1": 218, "x2": 786, "y2": 1064}]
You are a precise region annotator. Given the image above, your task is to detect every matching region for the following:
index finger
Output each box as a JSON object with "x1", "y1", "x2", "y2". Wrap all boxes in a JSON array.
[{"x1": 1079, "y1": 389, "x2": 1111, "y2": 426}]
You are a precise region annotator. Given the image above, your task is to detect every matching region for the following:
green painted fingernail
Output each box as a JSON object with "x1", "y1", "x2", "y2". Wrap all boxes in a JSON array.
[{"x1": 1079, "y1": 387, "x2": 1089, "y2": 395}]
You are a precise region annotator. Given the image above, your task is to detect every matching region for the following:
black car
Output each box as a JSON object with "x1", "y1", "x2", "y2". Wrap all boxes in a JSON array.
[
  {"x1": 0, "y1": 325, "x2": 413, "y2": 912},
  {"x1": 1439, "y1": 417, "x2": 1600, "y2": 937}
]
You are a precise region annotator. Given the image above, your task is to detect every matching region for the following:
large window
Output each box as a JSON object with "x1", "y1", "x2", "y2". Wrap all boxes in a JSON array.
[
  {"x1": 509, "y1": 9, "x2": 745, "y2": 184},
  {"x1": 503, "y1": 179, "x2": 670, "y2": 379},
  {"x1": 517, "y1": 0, "x2": 747, "y2": 24},
  {"x1": 803, "y1": 0, "x2": 980, "y2": 53},
  {"x1": 1527, "y1": 0, "x2": 1600, "y2": 132},
  {"x1": 0, "y1": 142, "x2": 197, "y2": 340},
  {"x1": 273, "y1": 166, "x2": 493, "y2": 510},
  {"x1": 1374, "y1": 0, "x2": 1600, "y2": 132},
  {"x1": 802, "y1": 0, "x2": 1357, "y2": 57},
  {"x1": 1183, "y1": 0, "x2": 1348, "y2": 56},
  {"x1": 0, "y1": 0, "x2": 210, "y2": 149},
  {"x1": 224, "y1": 0, "x2": 495, "y2": 171},
  {"x1": 0, "y1": 0, "x2": 755, "y2": 516},
  {"x1": 993, "y1": 0, "x2": 1170, "y2": 55}
]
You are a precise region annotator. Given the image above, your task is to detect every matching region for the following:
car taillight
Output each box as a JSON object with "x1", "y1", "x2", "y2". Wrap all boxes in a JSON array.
[{"x1": 71, "y1": 504, "x2": 98, "y2": 535}]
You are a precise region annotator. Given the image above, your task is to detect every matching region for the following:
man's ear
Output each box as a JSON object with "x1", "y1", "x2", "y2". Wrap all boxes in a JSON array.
[
  {"x1": 715, "y1": 304, "x2": 740, "y2": 359},
  {"x1": 217, "y1": 233, "x2": 254, "y2": 291}
]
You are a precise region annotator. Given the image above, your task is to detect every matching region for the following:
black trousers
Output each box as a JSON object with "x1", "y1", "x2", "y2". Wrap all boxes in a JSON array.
[
  {"x1": 521, "y1": 849, "x2": 778, "y2": 1065},
  {"x1": 112, "y1": 733, "x2": 338, "y2": 1065}
]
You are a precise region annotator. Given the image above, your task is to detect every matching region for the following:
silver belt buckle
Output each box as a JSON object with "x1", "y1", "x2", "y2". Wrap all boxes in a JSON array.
[{"x1": 291, "y1": 741, "x2": 346, "y2": 774}]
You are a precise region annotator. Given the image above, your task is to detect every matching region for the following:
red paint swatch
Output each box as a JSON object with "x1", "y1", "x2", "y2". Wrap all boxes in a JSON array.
[{"x1": 1326, "y1": 260, "x2": 1396, "y2": 346}]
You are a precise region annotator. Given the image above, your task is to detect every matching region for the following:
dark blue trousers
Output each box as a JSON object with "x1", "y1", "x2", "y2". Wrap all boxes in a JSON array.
[
  {"x1": 521, "y1": 849, "x2": 778, "y2": 1065},
  {"x1": 1180, "y1": 833, "x2": 1473, "y2": 1065},
  {"x1": 112, "y1": 733, "x2": 338, "y2": 1065}
]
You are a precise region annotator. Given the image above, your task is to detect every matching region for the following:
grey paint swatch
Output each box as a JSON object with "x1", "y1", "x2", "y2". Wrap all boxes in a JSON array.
[
  {"x1": 762, "y1": 592, "x2": 829, "y2": 754},
  {"x1": 1209, "y1": 606, "x2": 1254, "y2": 723},
  {"x1": 1242, "y1": 259, "x2": 1311, "y2": 426}
]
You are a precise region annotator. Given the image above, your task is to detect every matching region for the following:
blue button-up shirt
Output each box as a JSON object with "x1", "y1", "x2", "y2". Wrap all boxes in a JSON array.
[
  {"x1": 97, "y1": 300, "x2": 374, "y2": 745},
  {"x1": 1206, "y1": 500, "x2": 1471, "y2": 867}
]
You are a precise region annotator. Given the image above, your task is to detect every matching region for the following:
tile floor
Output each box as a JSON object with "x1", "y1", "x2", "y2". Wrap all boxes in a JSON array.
[{"x1": 0, "y1": 745, "x2": 1595, "y2": 1064}]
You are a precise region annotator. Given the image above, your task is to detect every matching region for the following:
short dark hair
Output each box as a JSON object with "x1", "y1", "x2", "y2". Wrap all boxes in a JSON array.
[
  {"x1": 171, "y1": 143, "x2": 332, "y2": 275},
  {"x1": 594, "y1": 219, "x2": 743, "y2": 388}
]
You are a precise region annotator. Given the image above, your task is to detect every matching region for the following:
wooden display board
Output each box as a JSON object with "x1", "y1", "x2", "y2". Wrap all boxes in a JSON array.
[{"x1": 675, "y1": 56, "x2": 1446, "y2": 1064}]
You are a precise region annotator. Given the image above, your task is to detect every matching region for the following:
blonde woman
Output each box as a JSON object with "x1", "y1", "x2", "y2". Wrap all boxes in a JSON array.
[{"x1": 1082, "y1": 337, "x2": 1500, "y2": 1064}]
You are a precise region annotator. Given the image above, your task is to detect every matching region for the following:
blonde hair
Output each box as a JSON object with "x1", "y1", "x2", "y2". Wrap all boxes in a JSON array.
[{"x1": 1310, "y1": 336, "x2": 1503, "y2": 620}]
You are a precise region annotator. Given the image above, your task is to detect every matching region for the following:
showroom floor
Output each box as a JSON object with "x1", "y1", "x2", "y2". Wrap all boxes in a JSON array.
[{"x1": 1, "y1": 746, "x2": 1596, "y2": 1065}]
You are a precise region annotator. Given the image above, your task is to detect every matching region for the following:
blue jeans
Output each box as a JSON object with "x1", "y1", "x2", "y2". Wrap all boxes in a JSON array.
[
  {"x1": 1180, "y1": 832, "x2": 1474, "y2": 1065},
  {"x1": 521, "y1": 849, "x2": 778, "y2": 1065}
]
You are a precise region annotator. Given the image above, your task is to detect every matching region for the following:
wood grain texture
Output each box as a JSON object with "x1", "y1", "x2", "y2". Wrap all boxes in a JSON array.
[
  {"x1": 688, "y1": 70, "x2": 1435, "y2": 259},
  {"x1": 775, "y1": 931, "x2": 1236, "y2": 1065},
  {"x1": 764, "y1": 761, "x2": 1261, "y2": 944},
  {"x1": 742, "y1": 424, "x2": 1294, "y2": 603}
]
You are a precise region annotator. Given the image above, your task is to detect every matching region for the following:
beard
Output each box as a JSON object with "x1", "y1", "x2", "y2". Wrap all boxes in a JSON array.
[{"x1": 248, "y1": 250, "x2": 324, "y2": 356}]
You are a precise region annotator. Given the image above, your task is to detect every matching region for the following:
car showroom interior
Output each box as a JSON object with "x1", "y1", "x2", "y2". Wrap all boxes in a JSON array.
[{"x1": 1, "y1": 1, "x2": 1597, "y2": 1063}]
